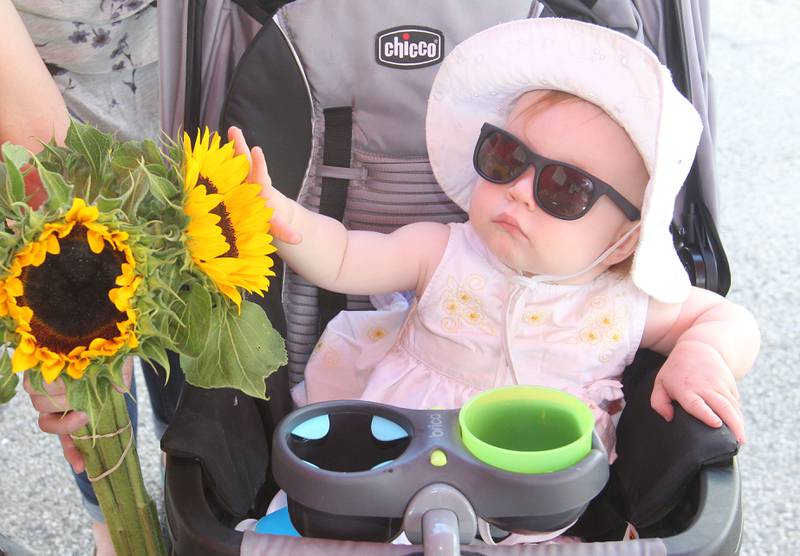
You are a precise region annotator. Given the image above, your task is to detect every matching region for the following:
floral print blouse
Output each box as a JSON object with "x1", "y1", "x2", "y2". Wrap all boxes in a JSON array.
[{"x1": 13, "y1": 0, "x2": 159, "y2": 141}]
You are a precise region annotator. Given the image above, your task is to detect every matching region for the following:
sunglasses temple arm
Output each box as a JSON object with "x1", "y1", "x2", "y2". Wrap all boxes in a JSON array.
[{"x1": 604, "y1": 186, "x2": 641, "y2": 221}]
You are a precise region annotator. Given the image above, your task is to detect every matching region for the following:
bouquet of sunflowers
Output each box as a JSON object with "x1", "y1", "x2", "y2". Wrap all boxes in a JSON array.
[{"x1": 0, "y1": 122, "x2": 287, "y2": 555}]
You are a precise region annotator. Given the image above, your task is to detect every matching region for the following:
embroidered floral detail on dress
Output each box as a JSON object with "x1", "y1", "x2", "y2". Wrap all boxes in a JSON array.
[
  {"x1": 573, "y1": 294, "x2": 631, "y2": 362},
  {"x1": 322, "y1": 348, "x2": 341, "y2": 368},
  {"x1": 440, "y1": 274, "x2": 495, "y2": 335},
  {"x1": 580, "y1": 328, "x2": 602, "y2": 344},
  {"x1": 522, "y1": 310, "x2": 548, "y2": 326},
  {"x1": 367, "y1": 326, "x2": 389, "y2": 342},
  {"x1": 311, "y1": 339, "x2": 342, "y2": 368}
]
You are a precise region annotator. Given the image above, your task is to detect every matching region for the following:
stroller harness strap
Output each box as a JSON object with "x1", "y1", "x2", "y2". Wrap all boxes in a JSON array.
[{"x1": 318, "y1": 107, "x2": 354, "y2": 331}]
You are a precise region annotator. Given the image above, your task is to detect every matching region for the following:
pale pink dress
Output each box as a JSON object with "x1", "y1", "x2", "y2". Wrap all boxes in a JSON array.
[{"x1": 293, "y1": 221, "x2": 649, "y2": 461}]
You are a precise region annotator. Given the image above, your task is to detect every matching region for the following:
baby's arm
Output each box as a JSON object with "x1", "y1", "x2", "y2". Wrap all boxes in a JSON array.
[
  {"x1": 229, "y1": 127, "x2": 450, "y2": 296},
  {"x1": 640, "y1": 287, "x2": 760, "y2": 444}
]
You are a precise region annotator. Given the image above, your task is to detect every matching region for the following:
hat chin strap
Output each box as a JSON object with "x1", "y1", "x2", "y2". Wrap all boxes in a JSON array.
[
  {"x1": 503, "y1": 222, "x2": 641, "y2": 385},
  {"x1": 512, "y1": 221, "x2": 642, "y2": 287}
]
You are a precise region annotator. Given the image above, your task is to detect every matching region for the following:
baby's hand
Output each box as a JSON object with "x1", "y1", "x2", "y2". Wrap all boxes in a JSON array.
[
  {"x1": 650, "y1": 339, "x2": 745, "y2": 444},
  {"x1": 227, "y1": 126, "x2": 302, "y2": 245}
]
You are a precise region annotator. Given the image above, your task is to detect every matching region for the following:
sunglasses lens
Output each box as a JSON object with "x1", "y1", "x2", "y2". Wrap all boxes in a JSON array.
[
  {"x1": 538, "y1": 165, "x2": 594, "y2": 218},
  {"x1": 476, "y1": 131, "x2": 529, "y2": 183}
]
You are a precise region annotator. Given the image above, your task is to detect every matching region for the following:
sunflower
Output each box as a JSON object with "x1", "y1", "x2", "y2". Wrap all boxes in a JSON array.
[
  {"x1": 0, "y1": 198, "x2": 140, "y2": 383},
  {"x1": 182, "y1": 129, "x2": 277, "y2": 307}
]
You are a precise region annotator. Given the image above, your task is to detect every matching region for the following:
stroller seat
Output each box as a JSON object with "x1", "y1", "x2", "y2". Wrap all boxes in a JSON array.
[{"x1": 159, "y1": 1, "x2": 739, "y2": 554}]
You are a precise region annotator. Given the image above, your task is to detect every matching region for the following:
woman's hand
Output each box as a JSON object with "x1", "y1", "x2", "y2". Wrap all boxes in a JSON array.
[
  {"x1": 650, "y1": 339, "x2": 745, "y2": 444},
  {"x1": 227, "y1": 126, "x2": 302, "y2": 245},
  {"x1": 23, "y1": 357, "x2": 134, "y2": 473}
]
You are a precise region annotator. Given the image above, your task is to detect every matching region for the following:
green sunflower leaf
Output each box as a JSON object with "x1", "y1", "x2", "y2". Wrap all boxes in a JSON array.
[
  {"x1": 2, "y1": 143, "x2": 31, "y2": 169},
  {"x1": 96, "y1": 193, "x2": 126, "y2": 213},
  {"x1": 0, "y1": 347, "x2": 18, "y2": 404},
  {"x1": 35, "y1": 140, "x2": 69, "y2": 167},
  {"x1": 107, "y1": 356, "x2": 128, "y2": 393},
  {"x1": 135, "y1": 313, "x2": 172, "y2": 342},
  {"x1": 138, "y1": 339, "x2": 171, "y2": 378},
  {"x1": 111, "y1": 142, "x2": 144, "y2": 175},
  {"x1": 173, "y1": 283, "x2": 211, "y2": 358},
  {"x1": 34, "y1": 160, "x2": 74, "y2": 212},
  {"x1": 142, "y1": 140, "x2": 164, "y2": 165},
  {"x1": 119, "y1": 166, "x2": 151, "y2": 219},
  {"x1": 140, "y1": 162, "x2": 179, "y2": 206},
  {"x1": 0, "y1": 166, "x2": 12, "y2": 218},
  {"x1": 2, "y1": 143, "x2": 27, "y2": 204},
  {"x1": 65, "y1": 121, "x2": 112, "y2": 191},
  {"x1": 27, "y1": 369, "x2": 44, "y2": 395},
  {"x1": 180, "y1": 300, "x2": 287, "y2": 400},
  {"x1": 66, "y1": 373, "x2": 90, "y2": 414}
]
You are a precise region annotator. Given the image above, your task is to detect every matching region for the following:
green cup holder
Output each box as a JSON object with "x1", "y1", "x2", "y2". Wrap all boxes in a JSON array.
[{"x1": 459, "y1": 386, "x2": 595, "y2": 474}]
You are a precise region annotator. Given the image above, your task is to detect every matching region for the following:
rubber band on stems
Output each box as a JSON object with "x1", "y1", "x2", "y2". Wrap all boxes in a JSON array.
[{"x1": 71, "y1": 422, "x2": 133, "y2": 483}]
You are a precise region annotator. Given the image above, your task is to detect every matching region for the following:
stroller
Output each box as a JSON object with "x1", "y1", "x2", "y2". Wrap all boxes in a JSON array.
[{"x1": 158, "y1": 1, "x2": 740, "y2": 554}]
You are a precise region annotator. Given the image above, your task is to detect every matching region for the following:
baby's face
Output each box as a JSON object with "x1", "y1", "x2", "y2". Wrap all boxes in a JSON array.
[{"x1": 468, "y1": 91, "x2": 648, "y2": 280}]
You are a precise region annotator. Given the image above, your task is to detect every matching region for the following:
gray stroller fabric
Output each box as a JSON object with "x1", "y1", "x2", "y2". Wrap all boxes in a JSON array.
[
  {"x1": 634, "y1": 0, "x2": 717, "y2": 220},
  {"x1": 158, "y1": 1, "x2": 261, "y2": 138}
]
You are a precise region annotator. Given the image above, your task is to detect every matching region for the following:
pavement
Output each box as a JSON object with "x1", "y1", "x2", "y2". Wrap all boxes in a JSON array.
[
  {"x1": 1, "y1": 2, "x2": 799, "y2": 555},
  {"x1": 710, "y1": 2, "x2": 800, "y2": 553}
]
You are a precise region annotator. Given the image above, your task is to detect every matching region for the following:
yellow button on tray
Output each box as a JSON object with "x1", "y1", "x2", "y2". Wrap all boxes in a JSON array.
[{"x1": 430, "y1": 449, "x2": 447, "y2": 467}]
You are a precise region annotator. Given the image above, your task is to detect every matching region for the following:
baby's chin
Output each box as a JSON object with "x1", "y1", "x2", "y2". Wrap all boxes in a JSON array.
[
  {"x1": 491, "y1": 247, "x2": 600, "y2": 282},
  {"x1": 488, "y1": 245, "x2": 539, "y2": 276}
]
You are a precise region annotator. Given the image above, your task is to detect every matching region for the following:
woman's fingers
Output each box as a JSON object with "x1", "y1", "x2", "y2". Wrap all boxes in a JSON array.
[
  {"x1": 39, "y1": 410, "x2": 89, "y2": 436},
  {"x1": 22, "y1": 371, "x2": 71, "y2": 416},
  {"x1": 22, "y1": 370, "x2": 66, "y2": 396},
  {"x1": 58, "y1": 433, "x2": 85, "y2": 474}
]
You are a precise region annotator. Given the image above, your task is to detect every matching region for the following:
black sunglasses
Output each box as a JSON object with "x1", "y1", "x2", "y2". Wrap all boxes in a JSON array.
[{"x1": 473, "y1": 123, "x2": 641, "y2": 221}]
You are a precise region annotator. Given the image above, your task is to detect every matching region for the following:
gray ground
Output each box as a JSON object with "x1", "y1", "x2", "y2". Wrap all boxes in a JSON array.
[{"x1": 1, "y1": 2, "x2": 798, "y2": 555}]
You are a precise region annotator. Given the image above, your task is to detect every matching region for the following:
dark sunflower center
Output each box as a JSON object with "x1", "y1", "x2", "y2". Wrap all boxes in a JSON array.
[
  {"x1": 21, "y1": 226, "x2": 127, "y2": 354},
  {"x1": 198, "y1": 175, "x2": 239, "y2": 258}
]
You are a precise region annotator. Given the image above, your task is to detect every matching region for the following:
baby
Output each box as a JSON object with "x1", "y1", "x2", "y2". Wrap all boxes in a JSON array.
[{"x1": 232, "y1": 17, "x2": 758, "y2": 541}]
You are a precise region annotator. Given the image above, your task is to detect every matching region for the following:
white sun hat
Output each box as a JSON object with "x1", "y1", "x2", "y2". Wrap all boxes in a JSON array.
[{"x1": 426, "y1": 17, "x2": 703, "y2": 304}]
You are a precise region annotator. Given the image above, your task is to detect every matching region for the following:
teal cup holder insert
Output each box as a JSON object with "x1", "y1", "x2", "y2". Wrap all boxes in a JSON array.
[{"x1": 271, "y1": 387, "x2": 609, "y2": 542}]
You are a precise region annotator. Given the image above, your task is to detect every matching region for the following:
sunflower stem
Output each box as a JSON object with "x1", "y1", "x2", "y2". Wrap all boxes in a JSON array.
[
  {"x1": 75, "y1": 420, "x2": 131, "y2": 554},
  {"x1": 73, "y1": 381, "x2": 166, "y2": 555},
  {"x1": 113, "y1": 387, "x2": 166, "y2": 556}
]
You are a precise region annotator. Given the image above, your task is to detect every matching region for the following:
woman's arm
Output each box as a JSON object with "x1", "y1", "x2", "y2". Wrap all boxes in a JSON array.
[
  {"x1": 229, "y1": 126, "x2": 450, "y2": 297},
  {"x1": 0, "y1": 0, "x2": 69, "y2": 151}
]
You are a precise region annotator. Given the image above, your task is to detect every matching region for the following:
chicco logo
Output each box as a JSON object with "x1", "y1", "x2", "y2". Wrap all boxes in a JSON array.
[{"x1": 376, "y1": 26, "x2": 444, "y2": 69}]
